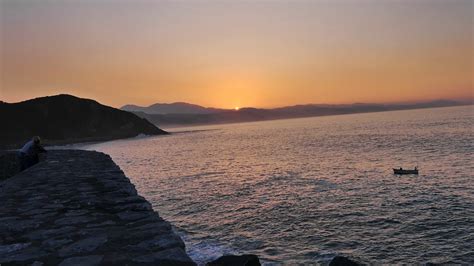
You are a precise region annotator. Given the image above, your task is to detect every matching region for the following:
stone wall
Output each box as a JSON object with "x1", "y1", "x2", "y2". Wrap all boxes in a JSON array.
[{"x1": 0, "y1": 150, "x2": 195, "y2": 265}]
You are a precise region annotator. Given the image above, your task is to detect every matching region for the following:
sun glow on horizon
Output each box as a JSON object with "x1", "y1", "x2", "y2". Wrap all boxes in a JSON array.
[{"x1": 0, "y1": 0, "x2": 472, "y2": 108}]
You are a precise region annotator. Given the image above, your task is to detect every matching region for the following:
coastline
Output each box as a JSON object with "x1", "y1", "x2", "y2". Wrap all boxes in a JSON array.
[
  {"x1": 0, "y1": 150, "x2": 195, "y2": 265},
  {"x1": 0, "y1": 133, "x2": 170, "y2": 151},
  {"x1": 159, "y1": 104, "x2": 473, "y2": 129},
  {"x1": 145, "y1": 103, "x2": 474, "y2": 129}
]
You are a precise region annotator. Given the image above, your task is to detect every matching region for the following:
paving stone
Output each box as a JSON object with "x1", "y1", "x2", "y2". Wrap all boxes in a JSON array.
[
  {"x1": 133, "y1": 247, "x2": 195, "y2": 264},
  {"x1": 0, "y1": 246, "x2": 48, "y2": 263},
  {"x1": 31, "y1": 212, "x2": 59, "y2": 220},
  {"x1": 43, "y1": 203, "x2": 65, "y2": 209},
  {"x1": 0, "y1": 216, "x2": 18, "y2": 222},
  {"x1": 113, "y1": 202, "x2": 153, "y2": 212},
  {"x1": 42, "y1": 238, "x2": 74, "y2": 251},
  {"x1": 117, "y1": 210, "x2": 150, "y2": 222},
  {"x1": 58, "y1": 235, "x2": 108, "y2": 257},
  {"x1": 64, "y1": 210, "x2": 90, "y2": 217},
  {"x1": 0, "y1": 242, "x2": 31, "y2": 255},
  {"x1": 59, "y1": 255, "x2": 103, "y2": 266},
  {"x1": 55, "y1": 215, "x2": 96, "y2": 226},
  {"x1": 85, "y1": 220, "x2": 117, "y2": 228},
  {"x1": 0, "y1": 220, "x2": 43, "y2": 233},
  {"x1": 26, "y1": 226, "x2": 77, "y2": 241}
]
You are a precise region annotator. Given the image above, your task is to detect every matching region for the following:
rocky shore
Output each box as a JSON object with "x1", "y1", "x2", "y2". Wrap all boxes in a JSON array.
[{"x1": 0, "y1": 150, "x2": 195, "y2": 265}]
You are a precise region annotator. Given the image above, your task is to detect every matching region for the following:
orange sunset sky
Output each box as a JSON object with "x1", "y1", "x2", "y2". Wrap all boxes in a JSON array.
[{"x1": 0, "y1": 0, "x2": 473, "y2": 108}]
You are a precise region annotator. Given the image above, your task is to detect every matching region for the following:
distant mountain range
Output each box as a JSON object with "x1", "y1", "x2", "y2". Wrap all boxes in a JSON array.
[
  {"x1": 0, "y1": 94, "x2": 167, "y2": 149},
  {"x1": 3, "y1": 95, "x2": 468, "y2": 149},
  {"x1": 122, "y1": 99, "x2": 473, "y2": 127},
  {"x1": 122, "y1": 102, "x2": 227, "y2": 114}
]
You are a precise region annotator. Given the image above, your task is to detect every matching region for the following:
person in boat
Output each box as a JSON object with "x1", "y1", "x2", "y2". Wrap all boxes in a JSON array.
[{"x1": 18, "y1": 136, "x2": 47, "y2": 171}]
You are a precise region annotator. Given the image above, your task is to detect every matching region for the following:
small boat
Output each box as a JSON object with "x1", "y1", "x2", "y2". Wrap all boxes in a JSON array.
[{"x1": 393, "y1": 167, "x2": 418, "y2": 175}]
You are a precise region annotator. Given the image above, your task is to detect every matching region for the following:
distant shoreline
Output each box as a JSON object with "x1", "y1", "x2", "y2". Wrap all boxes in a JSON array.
[
  {"x1": 158, "y1": 104, "x2": 473, "y2": 129},
  {"x1": 0, "y1": 134, "x2": 167, "y2": 151}
]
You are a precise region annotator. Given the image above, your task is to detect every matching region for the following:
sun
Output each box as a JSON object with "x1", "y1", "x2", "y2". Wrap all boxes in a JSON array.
[{"x1": 234, "y1": 107, "x2": 240, "y2": 111}]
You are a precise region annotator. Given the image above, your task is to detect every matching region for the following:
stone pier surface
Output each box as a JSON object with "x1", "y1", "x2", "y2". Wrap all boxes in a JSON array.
[{"x1": 0, "y1": 150, "x2": 196, "y2": 265}]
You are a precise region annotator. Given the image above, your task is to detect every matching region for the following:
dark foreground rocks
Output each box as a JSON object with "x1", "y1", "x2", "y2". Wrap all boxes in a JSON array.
[
  {"x1": 329, "y1": 255, "x2": 363, "y2": 266},
  {"x1": 207, "y1": 254, "x2": 261, "y2": 266},
  {"x1": 0, "y1": 150, "x2": 195, "y2": 265},
  {"x1": 0, "y1": 151, "x2": 20, "y2": 180}
]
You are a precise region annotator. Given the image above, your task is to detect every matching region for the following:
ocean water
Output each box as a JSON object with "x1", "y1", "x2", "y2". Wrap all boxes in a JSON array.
[{"x1": 85, "y1": 106, "x2": 474, "y2": 265}]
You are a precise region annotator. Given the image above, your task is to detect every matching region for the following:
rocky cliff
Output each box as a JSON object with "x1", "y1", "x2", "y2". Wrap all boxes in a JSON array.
[{"x1": 0, "y1": 95, "x2": 167, "y2": 149}]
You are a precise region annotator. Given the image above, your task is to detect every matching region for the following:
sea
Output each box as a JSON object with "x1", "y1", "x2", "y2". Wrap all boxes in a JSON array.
[{"x1": 84, "y1": 105, "x2": 474, "y2": 265}]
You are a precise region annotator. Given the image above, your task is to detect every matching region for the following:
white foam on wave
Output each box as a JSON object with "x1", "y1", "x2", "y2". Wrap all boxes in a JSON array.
[{"x1": 177, "y1": 231, "x2": 236, "y2": 266}]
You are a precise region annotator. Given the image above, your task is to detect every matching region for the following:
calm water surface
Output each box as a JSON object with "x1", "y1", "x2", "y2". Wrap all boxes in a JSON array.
[{"x1": 85, "y1": 106, "x2": 474, "y2": 265}]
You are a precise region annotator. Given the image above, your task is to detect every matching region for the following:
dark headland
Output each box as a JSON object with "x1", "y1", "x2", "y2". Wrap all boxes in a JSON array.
[{"x1": 0, "y1": 94, "x2": 168, "y2": 149}]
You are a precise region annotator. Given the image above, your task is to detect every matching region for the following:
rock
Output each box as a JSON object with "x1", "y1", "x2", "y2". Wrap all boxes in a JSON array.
[
  {"x1": 42, "y1": 238, "x2": 74, "y2": 251},
  {"x1": 43, "y1": 203, "x2": 65, "y2": 209},
  {"x1": 23, "y1": 208, "x2": 57, "y2": 216},
  {"x1": 133, "y1": 247, "x2": 196, "y2": 265},
  {"x1": 25, "y1": 226, "x2": 77, "y2": 241},
  {"x1": 129, "y1": 233, "x2": 185, "y2": 251},
  {"x1": 126, "y1": 215, "x2": 163, "y2": 227},
  {"x1": 207, "y1": 254, "x2": 261, "y2": 266},
  {"x1": 54, "y1": 215, "x2": 96, "y2": 226},
  {"x1": 31, "y1": 212, "x2": 58, "y2": 220},
  {"x1": 113, "y1": 201, "x2": 153, "y2": 212},
  {"x1": 59, "y1": 255, "x2": 103, "y2": 266},
  {"x1": 126, "y1": 222, "x2": 172, "y2": 240},
  {"x1": 0, "y1": 219, "x2": 43, "y2": 233},
  {"x1": 0, "y1": 151, "x2": 20, "y2": 180},
  {"x1": 329, "y1": 255, "x2": 363, "y2": 266},
  {"x1": 58, "y1": 235, "x2": 107, "y2": 257},
  {"x1": 116, "y1": 210, "x2": 150, "y2": 222},
  {"x1": 85, "y1": 220, "x2": 117, "y2": 228},
  {"x1": 0, "y1": 246, "x2": 48, "y2": 263},
  {"x1": 0, "y1": 216, "x2": 18, "y2": 222},
  {"x1": 0, "y1": 243, "x2": 32, "y2": 255},
  {"x1": 64, "y1": 210, "x2": 90, "y2": 217}
]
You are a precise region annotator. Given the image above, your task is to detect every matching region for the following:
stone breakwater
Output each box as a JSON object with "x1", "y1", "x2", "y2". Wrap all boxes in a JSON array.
[
  {"x1": 0, "y1": 151, "x2": 20, "y2": 181},
  {"x1": 0, "y1": 150, "x2": 196, "y2": 265}
]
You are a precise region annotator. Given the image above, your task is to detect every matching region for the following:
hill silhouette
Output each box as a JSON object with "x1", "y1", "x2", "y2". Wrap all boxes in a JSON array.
[
  {"x1": 128, "y1": 99, "x2": 472, "y2": 127},
  {"x1": 0, "y1": 94, "x2": 167, "y2": 149},
  {"x1": 121, "y1": 102, "x2": 226, "y2": 114}
]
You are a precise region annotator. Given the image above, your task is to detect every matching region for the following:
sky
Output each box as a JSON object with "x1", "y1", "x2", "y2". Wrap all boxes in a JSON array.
[{"x1": 0, "y1": 0, "x2": 472, "y2": 108}]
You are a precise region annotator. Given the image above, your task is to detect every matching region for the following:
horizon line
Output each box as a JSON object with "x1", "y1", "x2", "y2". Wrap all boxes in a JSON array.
[{"x1": 2, "y1": 93, "x2": 473, "y2": 110}]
